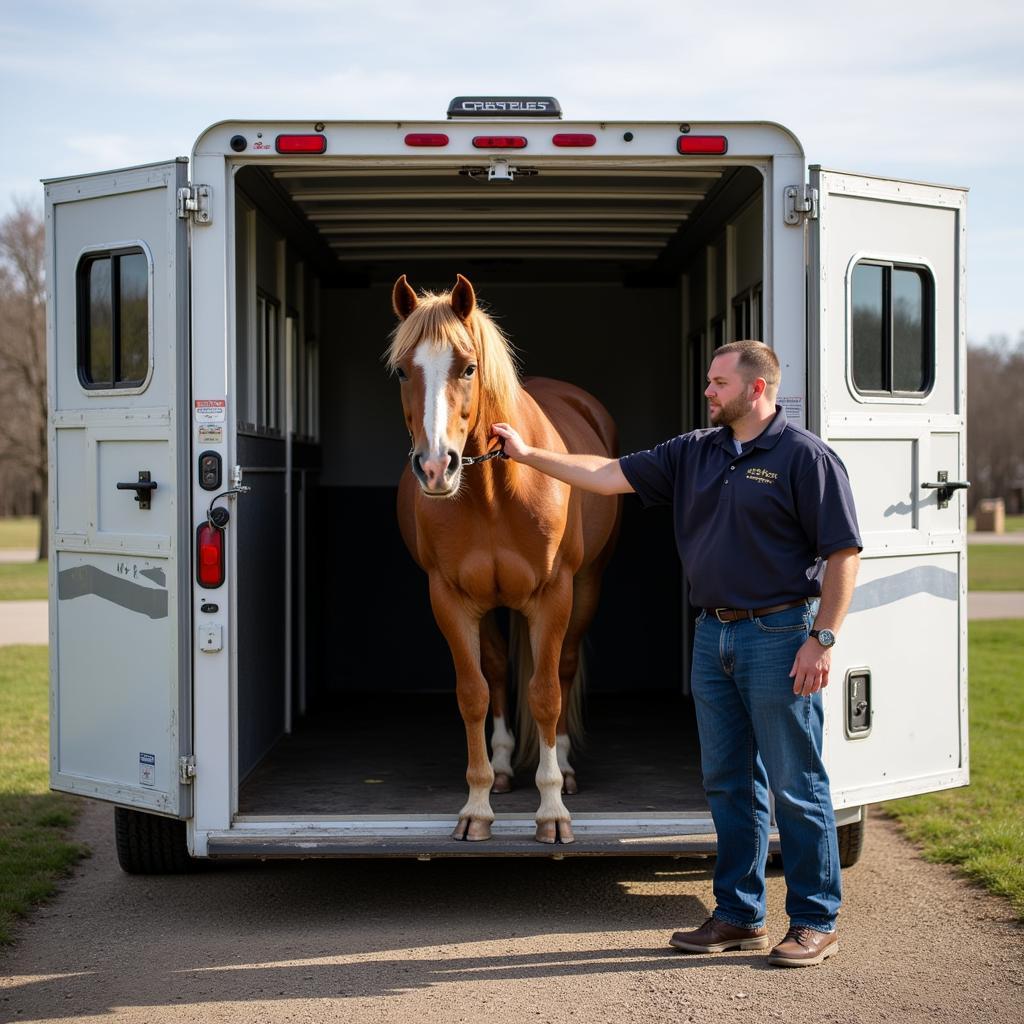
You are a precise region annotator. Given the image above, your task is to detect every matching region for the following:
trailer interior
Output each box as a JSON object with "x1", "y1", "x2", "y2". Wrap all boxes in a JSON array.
[{"x1": 229, "y1": 155, "x2": 765, "y2": 824}]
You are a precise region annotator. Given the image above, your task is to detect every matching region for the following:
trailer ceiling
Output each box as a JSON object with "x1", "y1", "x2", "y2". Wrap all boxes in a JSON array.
[{"x1": 244, "y1": 162, "x2": 757, "y2": 283}]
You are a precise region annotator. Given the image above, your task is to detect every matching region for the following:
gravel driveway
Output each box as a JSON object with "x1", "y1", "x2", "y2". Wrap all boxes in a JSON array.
[{"x1": 1, "y1": 802, "x2": 1021, "y2": 1024}]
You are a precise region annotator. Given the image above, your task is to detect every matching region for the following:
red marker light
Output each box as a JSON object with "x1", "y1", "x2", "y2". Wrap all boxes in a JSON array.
[
  {"x1": 472, "y1": 136, "x2": 528, "y2": 149},
  {"x1": 552, "y1": 133, "x2": 596, "y2": 147},
  {"x1": 275, "y1": 134, "x2": 327, "y2": 154},
  {"x1": 677, "y1": 135, "x2": 728, "y2": 155},
  {"x1": 196, "y1": 524, "x2": 225, "y2": 589},
  {"x1": 405, "y1": 133, "x2": 449, "y2": 147}
]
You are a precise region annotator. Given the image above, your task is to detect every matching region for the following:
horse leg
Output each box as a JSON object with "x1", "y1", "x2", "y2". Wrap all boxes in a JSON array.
[
  {"x1": 480, "y1": 611, "x2": 514, "y2": 794},
  {"x1": 555, "y1": 567, "x2": 603, "y2": 796},
  {"x1": 429, "y1": 576, "x2": 494, "y2": 841},
  {"x1": 527, "y1": 570, "x2": 575, "y2": 844}
]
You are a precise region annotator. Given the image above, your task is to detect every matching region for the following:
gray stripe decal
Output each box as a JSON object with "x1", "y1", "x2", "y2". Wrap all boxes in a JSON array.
[
  {"x1": 849, "y1": 565, "x2": 958, "y2": 614},
  {"x1": 140, "y1": 567, "x2": 166, "y2": 586},
  {"x1": 58, "y1": 565, "x2": 169, "y2": 620}
]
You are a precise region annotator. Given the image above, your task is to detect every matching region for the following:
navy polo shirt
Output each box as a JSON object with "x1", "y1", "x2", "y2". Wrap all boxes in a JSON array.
[{"x1": 619, "y1": 406, "x2": 862, "y2": 609}]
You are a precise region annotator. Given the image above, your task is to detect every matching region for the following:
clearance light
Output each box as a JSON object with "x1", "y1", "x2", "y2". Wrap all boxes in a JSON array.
[
  {"x1": 552, "y1": 133, "x2": 596, "y2": 147},
  {"x1": 472, "y1": 136, "x2": 528, "y2": 149},
  {"x1": 405, "y1": 133, "x2": 450, "y2": 147},
  {"x1": 677, "y1": 135, "x2": 728, "y2": 155},
  {"x1": 275, "y1": 134, "x2": 327, "y2": 154},
  {"x1": 196, "y1": 524, "x2": 225, "y2": 589}
]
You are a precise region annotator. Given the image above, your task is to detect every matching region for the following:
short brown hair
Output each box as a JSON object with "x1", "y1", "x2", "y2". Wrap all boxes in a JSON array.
[{"x1": 714, "y1": 340, "x2": 781, "y2": 399}]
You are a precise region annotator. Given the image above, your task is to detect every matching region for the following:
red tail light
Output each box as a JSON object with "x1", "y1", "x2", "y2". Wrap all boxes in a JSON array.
[
  {"x1": 472, "y1": 136, "x2": 528, "y2": 149},
  {"x1": 275, "y1": 134, "x2": 327, "y2": 154},
  {"x1": 552, "y1": 133, "x2": 596, "y2": 147},
  {"x1": 405, "y1": 133, "x2": 449, "y2": 147},
  {"x1": 196, "y1": 524, "x2": 225, "y2": 589},
  {"x1": 677, "y1": 135, "x2": 728, "y2": 155}
]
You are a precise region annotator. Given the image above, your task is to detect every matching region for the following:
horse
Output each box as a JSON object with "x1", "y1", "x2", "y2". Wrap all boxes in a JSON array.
[{"x1": 386, "y1": 273, "x2": 621, "y2": 844}]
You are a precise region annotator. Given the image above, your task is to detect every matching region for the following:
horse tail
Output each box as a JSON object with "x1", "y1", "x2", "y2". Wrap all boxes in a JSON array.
[{"x1": 511, "y1": 611, "x2": 586, "y2": 773}]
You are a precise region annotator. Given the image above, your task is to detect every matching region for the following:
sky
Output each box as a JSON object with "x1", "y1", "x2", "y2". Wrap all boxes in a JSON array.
[{"x1": 2, "y1": 0, "x2": 1021, "y2": 343}]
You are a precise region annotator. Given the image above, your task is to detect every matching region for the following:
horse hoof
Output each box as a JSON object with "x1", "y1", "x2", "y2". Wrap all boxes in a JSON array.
[
  {"x1": 452, "y1": 818, "x2": 492, "y2": 842},
  {"x1": 535, "y1": 820, "x2": 575, "y2": 845},
  {"x1": 491, "y1": 773, "x2": 513, "y2": 794},
  {"x1": 561, "y1": 773, "x2": 578, "y2": 796}
]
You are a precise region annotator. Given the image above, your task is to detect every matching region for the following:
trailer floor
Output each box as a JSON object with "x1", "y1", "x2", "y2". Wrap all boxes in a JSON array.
[{"x1": 238, "y1": 692, "x2": 707, "y2": 816}]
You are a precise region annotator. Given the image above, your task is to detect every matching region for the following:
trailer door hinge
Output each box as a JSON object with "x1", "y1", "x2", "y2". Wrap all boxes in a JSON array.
[
  {"x1": 177, "y1": 184, "x2": 211, "y2": 224},
  {"x1": 178, "y1": 755, "x2": 196, "y2": 784},
  {"x1": 784, "y1": 184, "x2": 818, "y2": 225}
]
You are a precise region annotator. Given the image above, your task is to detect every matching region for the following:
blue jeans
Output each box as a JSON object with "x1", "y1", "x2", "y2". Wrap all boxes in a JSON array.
[{"x1": 691, "y1": 602, "x2": 841, "y2": 932}]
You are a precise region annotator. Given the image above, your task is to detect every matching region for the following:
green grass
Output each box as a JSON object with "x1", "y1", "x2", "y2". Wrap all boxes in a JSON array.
[
  {"x1": 0, "y1": 561, "x2": 48, "y2": 601},
  {"x1": 969, "y1": 513, "x2": 1024, "y2": 533},
  {"x1": 967, "y1": 544, "x2": 1024, "y2": 591},
  {"x1": 0, "y1": 646, "x2": 88, "y2": 944},
  {"x1": 887, "y1": 620, "x2": 1024, "y2": 921},
  {"x1": 0, "y1": 516, "x2": 39, "y2": 549}
]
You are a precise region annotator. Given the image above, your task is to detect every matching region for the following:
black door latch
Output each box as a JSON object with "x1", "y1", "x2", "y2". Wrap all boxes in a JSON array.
[{"x1": 116, "y1": 471, "x2": 158, "y2": 510}]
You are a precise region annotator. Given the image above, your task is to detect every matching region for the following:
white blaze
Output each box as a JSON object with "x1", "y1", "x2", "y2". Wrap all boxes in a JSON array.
[{"x1": 413, "y1": 345, "x2": 454, "y2": 457}]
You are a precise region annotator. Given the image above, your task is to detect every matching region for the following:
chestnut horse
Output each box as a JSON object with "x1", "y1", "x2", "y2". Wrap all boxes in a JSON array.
[{"x1": 388, "y1": 274, "x2": 620, "y2": 844}]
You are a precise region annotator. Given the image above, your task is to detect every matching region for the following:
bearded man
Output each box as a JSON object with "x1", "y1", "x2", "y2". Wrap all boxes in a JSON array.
[{"x1": 491, "y1": 340, "x2": 861, "y2": 967}]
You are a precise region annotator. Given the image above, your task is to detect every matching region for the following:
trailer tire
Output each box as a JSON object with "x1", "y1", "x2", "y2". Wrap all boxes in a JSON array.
[
  {"x1": 114, "y1": 807, "x2": 196, "y2": 874},
  {"x1": 837, "y1": 814, "x2": 866, "y2": 868}
]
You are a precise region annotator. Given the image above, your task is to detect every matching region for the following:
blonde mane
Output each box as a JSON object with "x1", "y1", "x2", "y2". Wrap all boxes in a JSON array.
[{"x1": 386, "y1": 288, "x2": 522, "y2": 425}]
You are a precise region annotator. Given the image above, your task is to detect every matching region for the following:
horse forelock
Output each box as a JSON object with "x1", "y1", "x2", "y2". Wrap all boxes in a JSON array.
[{"x1": 386, "y1": 290, "x2": 521, "y2": 422}]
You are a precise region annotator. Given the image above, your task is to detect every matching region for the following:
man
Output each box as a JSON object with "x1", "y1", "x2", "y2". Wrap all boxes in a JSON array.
[{"x1": 490, "y1": 340, "x2": 861, "y2": 967}]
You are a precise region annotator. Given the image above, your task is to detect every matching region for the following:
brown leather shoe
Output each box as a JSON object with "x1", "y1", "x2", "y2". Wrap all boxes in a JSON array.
[
  {"x1": 767, "y1": 925, "x2": 839, "y2": 966},
  {"x1": 669, "y1": 916, "x2": 769, "y2": 953}
]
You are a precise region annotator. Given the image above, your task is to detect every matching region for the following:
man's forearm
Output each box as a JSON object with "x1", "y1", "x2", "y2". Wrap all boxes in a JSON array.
[
  {"x1": 814, "y1": 548, "x2": 860, "y2": 633},
  {"x1": 517, "y1": 447, "x2": 630, "y2": 496}
]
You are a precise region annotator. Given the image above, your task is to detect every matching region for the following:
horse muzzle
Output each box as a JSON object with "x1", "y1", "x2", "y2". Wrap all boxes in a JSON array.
[{"x1": 411, "y1": 449, "x2": 462, "y2": 497}]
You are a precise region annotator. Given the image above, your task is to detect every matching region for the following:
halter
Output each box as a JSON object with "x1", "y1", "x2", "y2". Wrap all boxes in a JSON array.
[{"x1": 406, "y1": 438, "x2": 509, "y2": 467}]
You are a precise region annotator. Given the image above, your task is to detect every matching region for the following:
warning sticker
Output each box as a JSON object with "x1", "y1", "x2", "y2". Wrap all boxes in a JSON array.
[
  {"x1": 197, "y1": 425, "x2": 224, "y2": 444},
  {"x1": 139, "y1": 752, "x2": 156, "y2": 787},
  {"x1": 778, "y1": 395, "x2": 805, "y2": 428},
  {"x1": 195, "y1": 399, "x2": 226, "y2": 424}
]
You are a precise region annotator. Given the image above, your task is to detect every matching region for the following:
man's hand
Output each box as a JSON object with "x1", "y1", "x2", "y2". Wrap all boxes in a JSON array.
[
  {"x1": 490, "y1": 423, "x2": 531, "y2": 461},
  {"x1": 789, "y1": 637, "x2": 831, "y2": 696}
]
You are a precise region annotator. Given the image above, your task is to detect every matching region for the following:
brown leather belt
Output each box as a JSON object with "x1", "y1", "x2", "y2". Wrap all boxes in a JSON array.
[{"x1": 704, "y1": 599, "x2": 808, "y2": 624}]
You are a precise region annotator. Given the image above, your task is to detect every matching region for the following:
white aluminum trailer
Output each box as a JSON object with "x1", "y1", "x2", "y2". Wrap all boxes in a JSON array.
[{"x1": 44, "y1": 100, "x2": 969, "y2": 871}]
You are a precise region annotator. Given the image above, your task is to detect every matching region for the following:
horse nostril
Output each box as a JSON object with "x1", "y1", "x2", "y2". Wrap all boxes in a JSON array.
[{"x1": 447, "y1": 450, "x2": 460, "y2": 475}]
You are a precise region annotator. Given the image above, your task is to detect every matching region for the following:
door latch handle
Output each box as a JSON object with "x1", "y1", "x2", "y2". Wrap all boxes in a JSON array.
[
  {"x1": 116, "y1": 471, "x2": 158, "y2": 510},
  {"x1": 922, "y1": 471, "x2": 970, "y2": 509}
]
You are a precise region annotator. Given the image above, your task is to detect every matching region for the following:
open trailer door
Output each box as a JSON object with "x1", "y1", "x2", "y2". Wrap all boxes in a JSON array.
[
  {"x1": 808, "y1": 166, "x2": 969, "y2": 810},
  {"x1": 45, "y1": 159, "x2": 193, "y2": 817}
]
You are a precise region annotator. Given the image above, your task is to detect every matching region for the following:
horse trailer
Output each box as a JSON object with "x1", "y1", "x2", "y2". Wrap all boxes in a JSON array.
[{"x1": 44, "y1": 99, "x2": 969, "y2": 871}]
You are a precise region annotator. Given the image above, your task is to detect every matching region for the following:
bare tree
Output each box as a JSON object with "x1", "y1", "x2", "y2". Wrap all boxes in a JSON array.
[
  {"x1": 967, "y1": 332, "x2": 1024, "y2": 514},
  {"x1": 0, "y1": 200, "x2": 47, "y2": 559}
]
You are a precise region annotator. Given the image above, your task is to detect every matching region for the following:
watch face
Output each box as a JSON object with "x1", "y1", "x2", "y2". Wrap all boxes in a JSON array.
[{"x1": 817, "y1": 629, "x2": 836, "y2": 648}]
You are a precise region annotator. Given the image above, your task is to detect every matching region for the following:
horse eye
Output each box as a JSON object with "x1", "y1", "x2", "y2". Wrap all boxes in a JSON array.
[
  {"x1": 396, "y1": 368, "x2": 408, "y2": 382},
  {"x1": 463, "y1": 365, "x2": 477, "y2": 379}
]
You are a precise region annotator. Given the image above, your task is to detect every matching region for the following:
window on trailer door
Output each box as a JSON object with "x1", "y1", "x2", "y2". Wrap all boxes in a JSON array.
[
  {"x1": 76, "y1": 247, "x2": 150, "y2": 389},
  {"x1": 850, "y1": 261, "x2": 934, "y2": 396}
]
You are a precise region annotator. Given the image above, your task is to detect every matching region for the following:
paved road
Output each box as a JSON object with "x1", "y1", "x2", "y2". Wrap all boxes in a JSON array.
[{"x1": 1, "y1": 801, "x2": 1021, "y2": 1024}]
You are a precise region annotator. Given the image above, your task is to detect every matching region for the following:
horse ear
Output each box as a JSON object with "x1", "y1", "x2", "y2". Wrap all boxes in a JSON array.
[
  {"x1": 392, "y1": 275, "x2": 418, "y2": 321},
  {"x1": 451, "y1": 274, "x2": 476, "y2": 322}
]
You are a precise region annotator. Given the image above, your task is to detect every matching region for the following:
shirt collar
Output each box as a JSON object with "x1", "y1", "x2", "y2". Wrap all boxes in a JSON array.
[{"x1": 711, "y1": 405, "x2": 788, "y2": 451}]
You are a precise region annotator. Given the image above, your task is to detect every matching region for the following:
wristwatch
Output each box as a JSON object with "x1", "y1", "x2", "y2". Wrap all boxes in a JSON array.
[{"x1": 810, "y1": 628, "x2": 836, "y2": 649}]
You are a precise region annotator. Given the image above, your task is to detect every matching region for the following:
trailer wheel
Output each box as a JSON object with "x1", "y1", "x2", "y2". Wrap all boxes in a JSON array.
[
  {"x1": 837, "y1": 814, "x2": 866, "y2": 868},
  {"x1": 114, "y1": 807, "x2": 196, "y2": 874}
]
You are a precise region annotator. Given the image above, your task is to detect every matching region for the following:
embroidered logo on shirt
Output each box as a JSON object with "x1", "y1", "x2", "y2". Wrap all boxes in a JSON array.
[{"x1": 746, "y1": 466, "x2": 778, "y2": 485}]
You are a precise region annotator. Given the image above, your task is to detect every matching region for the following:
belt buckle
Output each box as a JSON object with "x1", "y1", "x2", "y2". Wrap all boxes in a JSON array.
[{"x1": 714, "y1": 607, "x2": 730, "y2": 623}]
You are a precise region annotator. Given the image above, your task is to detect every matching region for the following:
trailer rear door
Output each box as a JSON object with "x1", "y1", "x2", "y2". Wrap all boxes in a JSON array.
[
  {"x1": 45, "y1": 159, "x2": 192, "y2": 816},
  {"x1": 808, "y1": 167, "x2": 969, "y2": 808}
]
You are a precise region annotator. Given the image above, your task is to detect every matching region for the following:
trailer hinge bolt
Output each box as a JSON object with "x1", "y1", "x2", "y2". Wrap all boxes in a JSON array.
[{"x1": 178, "y1": 756, "x2": 196, "y2": 784}]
